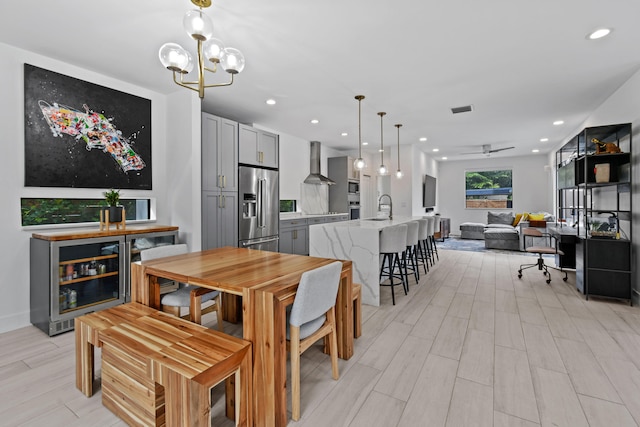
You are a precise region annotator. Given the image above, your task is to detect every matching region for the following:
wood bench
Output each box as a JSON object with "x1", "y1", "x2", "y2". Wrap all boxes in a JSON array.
[{"x1": 75, "y1": 302, "x2": 252, "y2": 427}]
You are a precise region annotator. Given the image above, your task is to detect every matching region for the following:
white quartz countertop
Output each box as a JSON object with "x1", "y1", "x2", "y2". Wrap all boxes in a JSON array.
[
  {"x1": 309, "y1": 216, "x2": 420, "y2": 229},
  {"x1": 280, "y1": 212, "x2": 347, "y2": 219}
]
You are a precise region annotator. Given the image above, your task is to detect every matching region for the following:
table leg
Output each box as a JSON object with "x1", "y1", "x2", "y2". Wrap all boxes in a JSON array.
[{"x1": 336, "y1": 266, "x2": 354, "y2": 359}]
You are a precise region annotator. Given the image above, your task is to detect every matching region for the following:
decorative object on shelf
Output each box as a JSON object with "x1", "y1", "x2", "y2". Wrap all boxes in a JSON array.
[
  {"x1": 377, "y1": 112, "x2": 388, "y2": 175},
  {"x1": 594, "y1": 163, "x2": 610, "y2": 183},
  {"x1": 592, "y1": 138, "x2": 622, "y2": 154},
  {"x1": 158, "y1": 0, "x2": 245, "y2": 99},
  {"x1": 395, "y1": 124, "x2": 403, "y2": 179},
  {"x1": 353, "y1": 95, "x2": 366, "y2": 171},
  {"x1": 100, "y1": 189, "x2": 126, "y2": 230}
]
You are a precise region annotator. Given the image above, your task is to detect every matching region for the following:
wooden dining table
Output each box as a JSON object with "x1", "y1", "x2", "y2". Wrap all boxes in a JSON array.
[{"x1": 130, "y1": 246, "x2": 354, "y2": 427}]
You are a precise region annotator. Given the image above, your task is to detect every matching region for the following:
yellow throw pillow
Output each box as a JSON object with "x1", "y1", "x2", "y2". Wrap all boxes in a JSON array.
[
  {"x1": 528, "y1": 213, "x2": 545, "y2": 221},
  {"x1": 512, "y1": 213, "x2": 524, "y2": 227}
]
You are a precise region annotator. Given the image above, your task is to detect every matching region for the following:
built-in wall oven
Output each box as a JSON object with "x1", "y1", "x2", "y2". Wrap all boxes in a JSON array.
[{"x1": 349, "y1": 202, "x2": 360, "y2": 220}]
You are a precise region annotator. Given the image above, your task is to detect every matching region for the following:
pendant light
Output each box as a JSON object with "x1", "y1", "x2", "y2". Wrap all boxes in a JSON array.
[
  {"x1": 377, "y1": 112, "x2": 388, "y2": 175},
  {"x1": 395, "y1": 124, "x2": 403, "y2": 179},
  {"x1": 353, "y1": 95, "x2": 366, "y2": 170}
]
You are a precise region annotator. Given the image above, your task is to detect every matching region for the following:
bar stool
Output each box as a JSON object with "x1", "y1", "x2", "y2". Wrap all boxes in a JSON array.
[
  {"x1": 432, "y1": 215, "x2": 441, "y2": 261},
  {"x1": 403, "y1": 221, "x2": 420, "y2": 285},
  {"x1": 379, "y1": 224, "x2": 408, "y2": 305},
  {"x1": 416, "y1": 218, "x2": 430, "y2": 274},
  {"x1": 423, "y1": 216, "x2": 436, "y2": 266}
]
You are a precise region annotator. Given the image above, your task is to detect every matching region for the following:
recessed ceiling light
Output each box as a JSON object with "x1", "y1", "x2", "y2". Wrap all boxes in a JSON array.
[
  {"x1": 419, "y1": 137, "x2": 428, "y2": 142},
  {"x1": 266, "y1": 99, "x2": 276, "y2": 105},
  {"x1": 341, "y1": 132, "x2": 348, "y2": 137},
  {"x1": 587, "y1": 28, "x2": 612, "y2": 40},
  {"x1": 532, "y1": 149, "x2": 540, "y2": 153},
  {"x1": 310, "y1": 119, "x2": 319, "y2": 124},
  {"x1": 540, "y1": 138, "x2": 549, "y2": 142},
  {"x1": 442, "y1": 157, "x2": 448, "y2": 160},
  {"x1": 553, "y1": 120, "x2": 564, "y2": 126},
  {"x1": 363, "y1": 141, "x2": 369, "y2": 146},
  {"x1": 432, "y1": 148, "x2": 439, "y2": 152}
]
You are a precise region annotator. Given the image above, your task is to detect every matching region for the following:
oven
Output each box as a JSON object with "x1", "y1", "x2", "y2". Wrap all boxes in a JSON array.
[{"x1": 349, "y1": 203, "x2": 360, "y2": 220}]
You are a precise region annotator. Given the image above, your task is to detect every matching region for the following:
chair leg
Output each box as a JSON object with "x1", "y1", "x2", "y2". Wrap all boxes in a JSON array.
[
  {"x1": 214, "y1": 293, "x2": 224, "y2": 332},
  {"x1": 290, "y1": 325, "x2": 302, "y2": 421},
  {"x1": 190, "y1": 294, "x2": 203, "y2": 325},
  {"x1": 162, "y1": 305, "x2": 181, "y2": 318},
  {"x1": 327, "y1": 308, "x2": 339, "y2": 380},
  {"x1": 431, "y1": 235, "x2": 439, "y2": 261}
]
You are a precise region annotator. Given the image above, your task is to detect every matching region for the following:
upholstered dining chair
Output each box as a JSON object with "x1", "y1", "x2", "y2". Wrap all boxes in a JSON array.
[
  {"x1": 287, "y1": 261, "x2": 343, "y2": 421},
  {"x1": 517, "y1": 228, "x2": 568, "y2": 284},
  {"x1": 140, "y1": 244, "x2": 224, "y2": 331}
]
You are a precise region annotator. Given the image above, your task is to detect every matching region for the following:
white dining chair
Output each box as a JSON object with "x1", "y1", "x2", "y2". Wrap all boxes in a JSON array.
[
  {"x1": 140, "y1": 244, "x2": 223, "y2": 330},
  {"x1": 287, "y1": 261, "x2": 343, "y2": 421}
]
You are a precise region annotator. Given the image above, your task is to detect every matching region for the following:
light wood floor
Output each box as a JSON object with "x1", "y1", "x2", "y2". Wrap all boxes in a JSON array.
[{"x1": 2, "y1": 248, "x2": 640, "y2": 426}]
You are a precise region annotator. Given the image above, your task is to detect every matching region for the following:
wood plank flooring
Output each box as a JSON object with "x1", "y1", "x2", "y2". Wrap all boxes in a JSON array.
[{"x1": 2, "y1": 248, "x2": 640, "y2": 426}]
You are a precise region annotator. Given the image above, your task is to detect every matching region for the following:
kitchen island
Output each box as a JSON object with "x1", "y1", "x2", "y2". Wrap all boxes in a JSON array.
[{"x1": 309, "y1": 216, "x2": 421, "y2": 306}]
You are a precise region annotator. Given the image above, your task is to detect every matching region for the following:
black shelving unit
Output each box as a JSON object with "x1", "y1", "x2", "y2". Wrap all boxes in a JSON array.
[{"x1": 556, "y1": 123, "x2": 632, "y2": 304}]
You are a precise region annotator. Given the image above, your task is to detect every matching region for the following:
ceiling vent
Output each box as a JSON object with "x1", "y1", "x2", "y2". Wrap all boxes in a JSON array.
[{"x1": 451, "y1": 105, "x2": 473, "y2": 114}]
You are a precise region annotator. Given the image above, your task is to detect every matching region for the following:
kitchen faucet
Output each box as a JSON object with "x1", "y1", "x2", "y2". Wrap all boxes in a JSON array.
[{"x1": 378, "y1": 194, "x2": 393, "y2": 220}]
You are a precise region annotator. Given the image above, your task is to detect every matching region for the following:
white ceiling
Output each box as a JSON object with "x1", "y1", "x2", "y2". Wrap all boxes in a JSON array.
[{"x1": 2, "y1": 0, "x2": 639, "y2": 160}]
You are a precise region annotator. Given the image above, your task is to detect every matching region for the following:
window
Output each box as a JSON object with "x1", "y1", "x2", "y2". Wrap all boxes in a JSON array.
[
  {"x1": 465, "y1": 169, "x2": 513, "y2": 209},
  {"x1": 21, "y1": 198, "x2": 151, "y2": 226},
  {"x1": 280, "y1": 200, "x2": 297, "y2": 213}
]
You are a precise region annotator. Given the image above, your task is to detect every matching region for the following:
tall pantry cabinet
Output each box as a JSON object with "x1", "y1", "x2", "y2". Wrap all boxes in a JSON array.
[{"x1": 201, "y1": 112, "x2": 239, "y2": 249}]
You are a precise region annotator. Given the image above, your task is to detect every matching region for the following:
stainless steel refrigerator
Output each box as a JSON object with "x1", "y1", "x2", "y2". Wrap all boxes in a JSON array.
[{"x1": 238, "y1": 165, "x2": 279, "y2": 251}]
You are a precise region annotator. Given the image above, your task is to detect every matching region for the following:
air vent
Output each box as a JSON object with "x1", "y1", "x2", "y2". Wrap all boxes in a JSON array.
[{"x1": 451, "y1": 105, "x2": 473, "y2": 114}]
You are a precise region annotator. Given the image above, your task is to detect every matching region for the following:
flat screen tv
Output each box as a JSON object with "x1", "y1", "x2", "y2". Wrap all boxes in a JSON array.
[{"x1": 423, "y1": 174, "x2": 437, "y2": 208}]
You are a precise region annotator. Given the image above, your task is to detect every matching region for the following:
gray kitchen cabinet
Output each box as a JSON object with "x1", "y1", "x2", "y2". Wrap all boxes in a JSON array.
[
  {"x1": 202, "y1": 112, "x2": 238, "y2": 192},
  {"x1": 238, "y1": 124, "x2": 279, "y2": 168},
  {"x1": 279, "y1": 218, "x2": 308, "y2": 255},
  {"x1": 202, "y1": 191, "x2": 238, "y2": 250}
]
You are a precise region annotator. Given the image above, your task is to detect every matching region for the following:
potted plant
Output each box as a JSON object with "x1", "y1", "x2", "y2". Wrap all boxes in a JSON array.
[{"x1": 103, "y1": 189, "x2": 123, "y2": 223}]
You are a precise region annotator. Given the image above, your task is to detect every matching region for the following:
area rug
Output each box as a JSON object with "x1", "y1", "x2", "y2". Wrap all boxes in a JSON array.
[{"x1": 436, "y1": 236, "x2": 552, "y2": 258}]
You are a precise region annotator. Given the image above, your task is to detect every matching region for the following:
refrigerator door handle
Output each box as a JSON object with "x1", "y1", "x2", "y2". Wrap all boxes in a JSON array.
[
  {"x1": 240, "y1": 236, "x2": 279, "y2": 247},
  {"x1": 257, "y1": 178, "x2": 265, "y2": 229}
]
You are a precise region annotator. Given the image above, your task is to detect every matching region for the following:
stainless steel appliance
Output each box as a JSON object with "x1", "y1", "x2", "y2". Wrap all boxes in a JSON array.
[
  {"x1": 349, "y1": 201, "x2": 360, "y2": 220},
  {"x1": 239, "y1": 165, "x2": 279, "y2": 251},
  {"x1": 348, "y1": 181, "x2": 359, "y2": 194}
]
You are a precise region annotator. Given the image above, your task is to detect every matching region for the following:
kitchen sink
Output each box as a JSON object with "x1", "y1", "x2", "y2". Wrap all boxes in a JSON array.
[{"x1": 363, "y1": 218, "x2": 389, "y2": 221}]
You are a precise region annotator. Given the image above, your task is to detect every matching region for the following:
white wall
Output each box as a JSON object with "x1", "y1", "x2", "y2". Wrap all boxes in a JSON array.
[
  {"x1": 438, "y1": 154, "x2": 552, "y2": 234},
  {"x1": 0, "y1": 42, "x2": 178, "y2": 333}
]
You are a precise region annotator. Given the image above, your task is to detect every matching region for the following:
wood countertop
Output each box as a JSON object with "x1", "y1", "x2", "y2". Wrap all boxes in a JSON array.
[{"x1": 32, "y1": 224, "x2": 179, "y2": 241}]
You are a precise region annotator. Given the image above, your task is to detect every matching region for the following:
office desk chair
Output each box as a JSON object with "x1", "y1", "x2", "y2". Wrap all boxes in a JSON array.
[{"x1": 518, "y1": 228, "x2": 568, "y2": 284}]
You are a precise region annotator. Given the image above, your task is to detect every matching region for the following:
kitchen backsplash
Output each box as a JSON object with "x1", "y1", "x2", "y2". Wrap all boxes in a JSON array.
[{"x1": 300, "y1": 183, "x2": 328, "y2": 214}]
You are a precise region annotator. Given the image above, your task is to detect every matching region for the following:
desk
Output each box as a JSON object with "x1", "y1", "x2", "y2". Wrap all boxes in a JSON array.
[
  {"x1": 547, "y1": 224, "x2": 578, "y2": 269},
  {"x1": 130, "y1": 247, "x2": 353, "y2": 427}
]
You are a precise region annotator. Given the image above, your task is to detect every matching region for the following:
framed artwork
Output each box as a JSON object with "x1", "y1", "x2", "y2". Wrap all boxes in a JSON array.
[
  {"x1": 24, "y1": 64, "x2": 152, "y2": 189},
  {"x1": 465, "y1": 169, "x2": 512, "y2": 209}
]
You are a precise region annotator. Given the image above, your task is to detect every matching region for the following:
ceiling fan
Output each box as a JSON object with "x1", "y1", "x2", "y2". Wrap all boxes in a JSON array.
[{"x1": 461, "y1": 144, "x2": 515, "y2": 156}]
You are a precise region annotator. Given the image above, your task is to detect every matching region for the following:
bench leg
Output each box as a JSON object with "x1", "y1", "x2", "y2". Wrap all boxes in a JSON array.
[{"x1": 75, "y1": 318, "x2": 94, "y2": 397}]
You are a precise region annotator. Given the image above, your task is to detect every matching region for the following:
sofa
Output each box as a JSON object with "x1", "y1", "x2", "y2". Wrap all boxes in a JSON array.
[{"x1": 460, "y1": 211, "x2": 554, "y2": 251}]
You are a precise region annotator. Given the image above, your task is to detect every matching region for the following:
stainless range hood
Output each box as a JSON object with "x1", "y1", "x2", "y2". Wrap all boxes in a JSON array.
[{"x1": 304, "y1": 141, "x2": 335, "y2": 185}]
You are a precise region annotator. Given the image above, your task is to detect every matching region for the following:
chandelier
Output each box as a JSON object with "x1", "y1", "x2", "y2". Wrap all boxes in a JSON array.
[{"x1": 158, "y1": 0, "x2": 245, "y2": 99}]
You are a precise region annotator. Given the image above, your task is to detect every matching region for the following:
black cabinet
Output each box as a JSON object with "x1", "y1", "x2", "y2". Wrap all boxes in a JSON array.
[{"x1": 556, "y1": 123, "x2": 632, "y2": 304}]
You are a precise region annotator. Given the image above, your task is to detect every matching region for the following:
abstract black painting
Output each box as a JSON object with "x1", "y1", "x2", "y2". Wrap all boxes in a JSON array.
[{"x1": 24, "y1": 64, "x2": 152, "y2": 189}]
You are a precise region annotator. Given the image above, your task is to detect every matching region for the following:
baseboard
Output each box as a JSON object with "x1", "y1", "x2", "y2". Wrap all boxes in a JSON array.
[{"x1": 0, "y1": 311, "x2": 31, "y2": 334}]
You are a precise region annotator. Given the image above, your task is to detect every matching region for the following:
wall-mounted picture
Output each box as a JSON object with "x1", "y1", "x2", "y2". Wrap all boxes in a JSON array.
[
  {"x1": 24, "y1": 64, "x2": 152, "y2": 189},
  {"x1": 465, "y1": 169, "x2": 512, "y2": 209}
]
